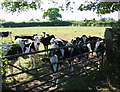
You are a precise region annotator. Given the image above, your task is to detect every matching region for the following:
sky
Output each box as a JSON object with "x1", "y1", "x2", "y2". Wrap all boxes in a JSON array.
[{"x1": 0, "y1": 0, "x2": 118, "y2": 22}]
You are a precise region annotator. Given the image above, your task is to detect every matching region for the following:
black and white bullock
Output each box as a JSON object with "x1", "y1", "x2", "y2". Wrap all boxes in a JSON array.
[
  {"x1": 78, "y1": 35, "x2": 105, "y2": 69},
  {"x1": 66, "y1": 36, "x2": 90, "y2": 74},
  {"x1": 86, "y1": 36, "x2": 105, "y2": 56},
  {"x1": 4, "y1": 35, "x2": 41, "y2": 74},
  {"x1": 42, "y1": 38, "x2": 68, "y2": 86},
  {"x1": 0, "y1": 30, "x2": 13, "y2": 42},
  {"x1": 75, "y1": 35, "x2": 105, "y2": 57}
]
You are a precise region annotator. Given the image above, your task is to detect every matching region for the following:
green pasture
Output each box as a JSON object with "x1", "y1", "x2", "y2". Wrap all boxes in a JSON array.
[
  {"x1": 1, "y1": 26, "x2": 109, "y2": 91},
  {"x1": 1, "y1": 26, "x2": 107, "y2": 42}
]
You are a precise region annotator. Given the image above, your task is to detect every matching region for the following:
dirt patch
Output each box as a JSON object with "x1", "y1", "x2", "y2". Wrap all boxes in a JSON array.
[{"x1": 55, "y1": 35, "x2": 70, "y2": 41}]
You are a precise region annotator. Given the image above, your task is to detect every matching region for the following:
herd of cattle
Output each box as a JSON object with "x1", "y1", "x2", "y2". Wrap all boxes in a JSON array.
[{"x1": 1, "y1": 31, "x2": 105, "y2": 85}]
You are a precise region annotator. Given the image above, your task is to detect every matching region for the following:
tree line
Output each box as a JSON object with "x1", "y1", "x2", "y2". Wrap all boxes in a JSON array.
[{"x1": 0, "y1": 17, "x2": 117, "y2": 28}]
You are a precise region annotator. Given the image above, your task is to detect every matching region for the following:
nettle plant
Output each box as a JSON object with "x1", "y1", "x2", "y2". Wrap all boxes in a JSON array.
[
  {"x1": 1, "y1": 44, "x2": 20, "y2": 89},
  {"x1": 1, "y1": 48, "x2": 9, "y2": 88}
]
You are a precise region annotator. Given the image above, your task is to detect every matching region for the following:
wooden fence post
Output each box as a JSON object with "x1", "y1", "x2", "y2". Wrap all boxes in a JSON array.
[
  {"x1": 104, "y1": 28, "x2": 114, "y2": 62},
  {"x1": 0, "y1": 59, "x2": 2, "y2": 92}
]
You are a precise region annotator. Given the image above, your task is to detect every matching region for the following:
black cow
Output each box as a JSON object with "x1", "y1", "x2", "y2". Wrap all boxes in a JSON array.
[
  {"x1": 4, "y1": 44, "x2": 22, "y2": 74},
  {"x1": 0, "y1": 30, "x2": 13, "y2": 42},
  {"x1": 40, "y1": 35, "x2": 55, "y2": 51}
]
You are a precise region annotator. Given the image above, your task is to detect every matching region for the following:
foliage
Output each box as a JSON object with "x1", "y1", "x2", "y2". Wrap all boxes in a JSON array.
[
  {"x1": 42, "y1": 8, "x2": 62, "y2": 21},
  {"x1": 1, "y1": 18, "x2": 117, "y2": 28},
  {"x1": 1, "y1": 0, "x2": 74, "y2": 13},
  {"x1": 1, "y1": 0, "x2": 42, "y2": 13},
  {"x1": 1, "y1": 21, "x2": 72, "y2": 27},
  {"x1": 112, "y1": 20, "x2": 120, "y2": 51},
  {"x1": 72, "y1": 18, "x2": 116, "y2": 27},
  {"x1": 78, "y1": 0, "x2": 120, "y2": 14},
  {"x1": 1, "y1": 0, "x2": 120, "y2": 15},
  {"x1": 62, "y1": 61, "x2": 120, "y2": 91},
  {"x1": 1, "y1": 59, "x2": 10, "y2": 91},
  {"x1": 0, "y1": 48, "x2": 10, "y2": 91},
  {"x1": 0, "y1": 18, "x2": 6, "y2": 22}
]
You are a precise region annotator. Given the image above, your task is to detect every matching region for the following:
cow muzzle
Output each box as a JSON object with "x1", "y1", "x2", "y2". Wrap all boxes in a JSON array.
[{"x1": 37, "y1": 43, "x2": 40, "y2": 45}]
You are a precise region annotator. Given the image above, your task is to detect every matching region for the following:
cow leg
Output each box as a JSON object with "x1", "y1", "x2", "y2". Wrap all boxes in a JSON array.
[
  {"x1": 52, "y1": 64, "x2": 58, "y2": 76},
  {"x1": 79, "y1": 57, "x2": 84, "y2": 76},
  {"x1": 50, "y1": 56, "x2": 60, "y2": 86},
  {"x1": 17, "y1": 57, "x2": 21, "y2": 67},
  {"x1": 71, "y1": 60, "x2": 74, "y2": 73},
  {"x1": 51, "y1": 63, "x2": 58, "y2": 86},
  {"x1": 10, "y1": 59, "x2": 17, "y2": 74},
  {"x1": 80, "y1": 57, "x2": 87, "y2": 75},
  {"x1": 10, "y1": 34, "x2": 13, "y2": 43},
  {"x1": 44, "y1": 46, "x2": 47, "y2": 56},
  {"x1": 56, "y1": 77, "x2": 60, "y2": 88},
  {"x1": 33, "y1": 56, "x2": 36, "y2": 68},
  {"x1": 46, "y1": 46, "x2": 48, "y2": 54},
  {"x1": 55, "y1": 63, "x2": 61, "y2": 88},
  {"x1": 29, "y1": 56, "x2": 33, "y2": 68},
  {"x1": 68, "y1": 60, "x2": 73, "y2": 75},
  {"x1": 83, "y1": 55, "x2": 89, "y2": 74},
  {"x1": 80, "y1": 61, "x2": 83, "y2": 76}
]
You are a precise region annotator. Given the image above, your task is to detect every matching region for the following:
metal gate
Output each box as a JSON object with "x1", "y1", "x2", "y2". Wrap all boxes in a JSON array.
[{"x1": 1, "y1": 40, "x2": 105, "y2": 92}]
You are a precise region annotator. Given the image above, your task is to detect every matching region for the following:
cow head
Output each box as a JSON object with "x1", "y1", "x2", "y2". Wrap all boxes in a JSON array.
[
  {"x1": 71, "y1": 37, "x2": 80, "y2": 45},
  {"x1": 34, "y1": 36, "x2": 40, "y2": 45}
]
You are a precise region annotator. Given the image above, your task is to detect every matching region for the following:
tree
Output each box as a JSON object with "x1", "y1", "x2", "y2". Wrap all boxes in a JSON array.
[
  {"x1": 92, "y1": 18, "x2": 96, "y2": 22},
  {"x1": 99, "y1": 18, "x2": 106, "y2": 22},
  {"x1": 1, "y1": 0, "x2": 120, "y2": 14},
  {"x1": 78, "y1": 0, "x2": 120, "y2": 14},
  {"x1": 1, "y1": 1, "x2": 41, "y2": 13},
  {"x1": 42, "y1": 8, "x2": 62, "y2": 21}
]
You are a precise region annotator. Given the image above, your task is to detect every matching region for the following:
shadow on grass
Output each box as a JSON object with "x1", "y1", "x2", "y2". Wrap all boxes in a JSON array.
[
  {"x1": 62, "y1": 59, "x2": 120, "y2": 91},
  {"x1": 2, "y1": 53, "x2": 53, "y2": 92}
]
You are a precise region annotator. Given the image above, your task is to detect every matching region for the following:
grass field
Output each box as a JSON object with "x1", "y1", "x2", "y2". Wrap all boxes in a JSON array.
[
  {"x1": 1, "y1": 26, "x2": 110, "y2": 91},
  {"x1": 0, "y1": 26, "x2": 107, "y2": 42}
]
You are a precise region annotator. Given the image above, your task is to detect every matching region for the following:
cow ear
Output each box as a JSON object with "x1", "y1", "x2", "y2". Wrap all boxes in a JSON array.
[
  {"x1": 71, "y1": 39, "x2": 73, "y2": 43},
  {"x1": 79, "y1": 38, "x2": 82, "y2": 40}
]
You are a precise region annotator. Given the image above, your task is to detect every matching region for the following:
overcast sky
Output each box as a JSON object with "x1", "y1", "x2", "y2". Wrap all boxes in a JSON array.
[{"x1": 0, "y1": 0, "x2": 118, "y2": 22}]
